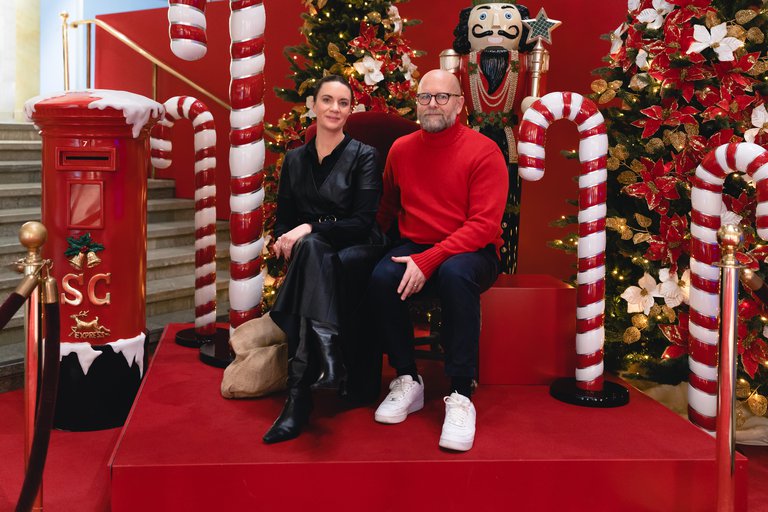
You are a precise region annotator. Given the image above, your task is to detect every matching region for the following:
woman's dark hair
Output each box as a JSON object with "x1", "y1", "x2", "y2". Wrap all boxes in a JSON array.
[
  {"x1": 452, "y1": 4, "x2": 534, "y2": 54},
  {"x1": 312, "y1": 74, "x2": 354, "y2": 102}
]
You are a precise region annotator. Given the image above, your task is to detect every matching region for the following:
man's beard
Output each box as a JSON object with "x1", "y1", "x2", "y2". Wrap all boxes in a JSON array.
[
  {"x1": 480, "y1": 47, "x2": 509, "y2": 95},
  {"x1": 418, "y1": 110, "x2": 457, "y2": 133}
]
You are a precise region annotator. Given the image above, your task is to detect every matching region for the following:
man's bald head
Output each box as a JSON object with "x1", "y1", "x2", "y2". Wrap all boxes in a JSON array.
[
  {"x1": 416, "y1": 69, "x2": 465, "y2": 133},
  {"x1": 418, "y1": 69, "x2": 462, "y2": 95}
]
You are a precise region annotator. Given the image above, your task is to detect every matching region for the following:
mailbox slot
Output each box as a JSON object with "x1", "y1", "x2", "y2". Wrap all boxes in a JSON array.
[{"x1": 56, "y1": 147, "x2": 116, "y2": 171}]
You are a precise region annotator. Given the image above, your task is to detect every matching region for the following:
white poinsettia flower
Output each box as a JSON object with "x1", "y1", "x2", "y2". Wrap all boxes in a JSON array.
[
  {"x1": 636, "y1": 49, "x2": 649, "y2": 70},
  {"x1": 388, "y1": 5, "x2": 403, "y2": 34},
  {"x1": 637, "y1": 0, "x2": 674, "y2": 30},
  {"x1": 621, "y1": 272, "x2": 659, "y2": 315},
  {"x1": 353, "y1": 56, "x2": 385, "y2": 86},
  {"x1": 610, "y1": 23, "x2": 628, "y2": 55},
  {"x1": 720, "y1": 203, "x2": 744, "y2": 226},
  {"x1": 301, "y1": 95, "x2": 316, "y2": 119},
  {"x1": 628, "y1": 0, "x2": 641, "y2": 11},
  {"x1": 686, "y1": 23, "x2": 744, "y2": 62},
  {"x1": 399, "y1": 53, "x2": 418, "y2": 83},
  {"x1": 657, "y1": 268, "x2": 691, "y2": 308},
  {"x1": 745, "y1": 104, "x2": 768, "y2": 143}
]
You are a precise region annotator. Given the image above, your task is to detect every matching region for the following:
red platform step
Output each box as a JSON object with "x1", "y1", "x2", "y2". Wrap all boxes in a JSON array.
[
  {"x1": 480, "y1": 274, "x2": 576, "y2": 385},
  {"x1": 109, "y1": 324, "x2": 747, "y2": 511}
]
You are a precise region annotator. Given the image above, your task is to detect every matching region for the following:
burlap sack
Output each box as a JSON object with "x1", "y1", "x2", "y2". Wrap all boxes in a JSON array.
[{"x1": 221, "y1": 314, "x2": 288, "y2": 398}]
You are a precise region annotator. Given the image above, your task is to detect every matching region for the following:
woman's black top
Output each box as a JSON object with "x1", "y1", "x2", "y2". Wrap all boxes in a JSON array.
[{"x1": 274, "y1": 135, "x2": 381, "y2": 246}]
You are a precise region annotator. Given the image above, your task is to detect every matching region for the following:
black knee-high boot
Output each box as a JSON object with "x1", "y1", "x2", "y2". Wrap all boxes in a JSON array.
[
  {"x1": 263, "y1": 320, "x2": 316, "y2": 444},
  {"x1": 310, "y1": 320, "x2": 347, "y2": 390}
]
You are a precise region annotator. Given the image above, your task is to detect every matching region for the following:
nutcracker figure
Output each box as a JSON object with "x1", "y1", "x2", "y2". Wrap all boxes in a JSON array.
[{"x1": 441, "y1": 1, "x2": 560, "y2": 273}]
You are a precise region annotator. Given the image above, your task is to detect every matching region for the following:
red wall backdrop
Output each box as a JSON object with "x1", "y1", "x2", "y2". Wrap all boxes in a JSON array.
[{"x1": 96, "y1": 0, "x2": 627, "y2": 279}]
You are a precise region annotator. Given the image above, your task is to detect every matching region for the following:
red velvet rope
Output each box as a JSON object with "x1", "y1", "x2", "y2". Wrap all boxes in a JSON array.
[{"x1": 16, "y1": 301, "x2": 60, "y2": 512}]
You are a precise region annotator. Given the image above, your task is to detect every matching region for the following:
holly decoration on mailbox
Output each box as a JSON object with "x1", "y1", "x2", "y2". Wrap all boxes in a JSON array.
[{"x1": 65, "y1": 233, "x2": 105, "y2": 270}]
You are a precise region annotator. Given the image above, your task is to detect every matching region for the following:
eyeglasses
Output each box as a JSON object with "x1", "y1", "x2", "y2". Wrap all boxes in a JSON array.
[{"x1": 415, "y1": 92, "x2": 462, "y2": 105}]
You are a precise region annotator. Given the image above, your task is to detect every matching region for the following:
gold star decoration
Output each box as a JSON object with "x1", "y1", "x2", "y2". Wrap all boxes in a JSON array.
[{"x1": 522, "y1": 8, "x2": 562, "y2": 46}]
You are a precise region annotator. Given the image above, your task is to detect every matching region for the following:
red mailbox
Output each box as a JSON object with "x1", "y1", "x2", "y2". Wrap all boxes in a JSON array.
[{"x1": 25, "y1": 90, "x2": 162, "y2": 431}]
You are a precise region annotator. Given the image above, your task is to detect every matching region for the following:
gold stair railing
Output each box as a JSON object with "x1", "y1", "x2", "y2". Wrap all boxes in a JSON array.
[{"x1": 60, "y1": 12, "x2": 229, "y2": 111}]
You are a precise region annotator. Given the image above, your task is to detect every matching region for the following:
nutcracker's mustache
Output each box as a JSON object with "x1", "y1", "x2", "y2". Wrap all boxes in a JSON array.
[
  {"x1": 471, "y1": 25, "x2": 519, "y2": 40},
  {"x1": 479, "y1": 47, "x2": 509, "y2": 95}
]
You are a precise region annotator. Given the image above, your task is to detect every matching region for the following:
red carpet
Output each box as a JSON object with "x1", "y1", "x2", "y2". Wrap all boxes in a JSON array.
[{"x1": 1, "y1": 322, "x2": 766, "y2": 511}]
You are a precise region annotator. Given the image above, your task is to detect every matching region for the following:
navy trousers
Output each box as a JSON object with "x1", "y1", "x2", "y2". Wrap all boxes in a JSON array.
[{"x1": 368, "y1": 241, "x2": 499, "y2": 378}]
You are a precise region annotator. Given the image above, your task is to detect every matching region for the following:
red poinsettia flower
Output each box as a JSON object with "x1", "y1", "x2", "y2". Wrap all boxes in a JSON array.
[
  {"x1": 624, "y1": 158, "x2": 680, "y2": 212},
  {"x1": 649, "y1": 53, "x2": 709, "y2": 103},
  {"x1": 712, "y1": 53, "x2": 760, "y2": 97},
  {"x1": 665, "y1": 1, "x2": 716, "y2": 23},
  {"x1": 660, "y1": 311, "x2": 689, "y2": 359},
  {"x1": 631, "y1": 101, "x2": 698, "y2": 138},
  {"x1": 644, "y1": 213, "x2": 690, "y2": 263},
  {"x1": 723, "y1": 191, "x2": 756, "y2": 220},
  {"x1": 700, "y1": 91, "x2": 755, "y2": 123},
  {"x1": 348, "y1": 22, "x2": 388, "y2": 54},
  {"x1": 740, "y1": 336, "x2": 768, "y2": 379},
  {"x1": 674, "y1": 128, "x2": 737, "y2": 177}
]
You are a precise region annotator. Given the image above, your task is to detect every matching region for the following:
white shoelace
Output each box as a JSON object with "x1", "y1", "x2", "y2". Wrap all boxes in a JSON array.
[
  {"x1": 387, "y1": 377, "x2": 416, "y2": 402},
  {"x1": 444, "y1": 395, "x2": 470, "y2": 427}
]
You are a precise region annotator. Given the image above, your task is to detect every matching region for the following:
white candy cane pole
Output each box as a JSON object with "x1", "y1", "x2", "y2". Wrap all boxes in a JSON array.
[
  {"x1": 150, "y1": 96, "x2": 218, "y2": 337},
  {"x1": 518, "y1": 92, "x2": 610, "y2": 393},
  {"x1": 688, "y1": 142, "x2": 768, "y2": 432},
  {"x1": 168, "y1": 0, "x2": 208, "y2": 61},
  {"x1": 228, "y1": 0, "x2": 266, "y2": 329}
]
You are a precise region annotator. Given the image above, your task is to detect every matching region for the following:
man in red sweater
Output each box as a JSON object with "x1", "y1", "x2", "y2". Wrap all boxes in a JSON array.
[{"x1": 370, "y1": 69, "x2": 508, "y2": 451}]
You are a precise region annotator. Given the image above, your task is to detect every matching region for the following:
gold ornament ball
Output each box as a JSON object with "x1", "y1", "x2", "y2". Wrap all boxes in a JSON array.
[
  {"x1": 717, "y1": 224, "x2": 744, "y2": 251},
  {"x1": 748, "y1": 393, "x2": 768, "y2": 417},
  {"x1": 736, "y1": 379, "x2": 752, "y2": 400},
  {"x1": 623, "y1": 326, "x2": 642, "y2": 344},
  {"x1": 18, "y1": 221, "x2": 47, "y2": 251},
  {"x1": 736, "y1": 403, "x2": 747, "y2": 429}
]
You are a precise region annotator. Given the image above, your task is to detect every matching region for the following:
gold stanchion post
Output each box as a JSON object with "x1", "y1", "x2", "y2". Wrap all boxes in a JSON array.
[
  {"x1": 17, "y1": 221, "x2": 48, "y2": 511},
  {"x1": 716, "y1": 224, "x2": 744, "y2": 512}
]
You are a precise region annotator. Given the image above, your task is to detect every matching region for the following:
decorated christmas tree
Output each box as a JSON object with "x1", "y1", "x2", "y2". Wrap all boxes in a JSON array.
[
  {"x1": 262, "y1": 0, "x2": 420, "y2": 307},
  {"x1": 559, "y1": 0, "x2": 768, "y2": 409}
]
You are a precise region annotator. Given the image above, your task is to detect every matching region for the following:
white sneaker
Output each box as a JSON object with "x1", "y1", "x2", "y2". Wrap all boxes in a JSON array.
[
  {"x1": 374, "y1": 375, "x2": 424, "y2": 424},
  {"x1": 438, "y1": 392, "x2": 476, "y2": 452}
]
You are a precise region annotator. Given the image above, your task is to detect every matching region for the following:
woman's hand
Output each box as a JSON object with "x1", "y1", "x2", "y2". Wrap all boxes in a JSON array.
[{"x1": 273, "y1": 223, "x2": 312, "y2": 260}]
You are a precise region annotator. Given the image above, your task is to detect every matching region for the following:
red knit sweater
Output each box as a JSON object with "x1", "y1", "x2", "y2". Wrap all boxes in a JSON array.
[{"x1": 377, "y1": 121, "x2": 508, "y2": 278}]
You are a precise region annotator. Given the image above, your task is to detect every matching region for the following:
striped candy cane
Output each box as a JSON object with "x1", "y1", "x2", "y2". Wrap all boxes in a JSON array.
[
  {"x1": 518, "y1": 92, "x2": 609, "y2": 392},
  {"x1": 227, "y1": 0, "x2": 267, "y2": 329},
  {"x1": 168, "y1": 0, "x2": 208, "y2": 61},
  {"x1": 150, "y1": 96, "x2": 218, "y2": 337},
  {"x1": 689, "y1": 142, "x2": 768, "y2": 432}
]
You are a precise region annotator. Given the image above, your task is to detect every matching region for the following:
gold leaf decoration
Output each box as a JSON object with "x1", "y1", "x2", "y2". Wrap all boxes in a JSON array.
[
  {"x1": 645, "y1": 137, "x2": 664, "y2": 154},
  {"x1": 607, "y1": 157, "x2": 621, "y2": 171},
  {"x1": 631, "y1": 314, "x2": 649, "y2": 330},
  {"x1": 633, "y1": 233, "x2": 652, "y2": 245},
  {"x1": 747, "y1": 27, "x2": 765, "y2": 44},
  {"x1": 736, "y1": 9, "x2": 758, "y2": 25},
  {"x1": 661, "y1": 305, "x2": 676, "y2": 322},
  {"x1": 317, "y1": 0, "x2": 328, "y2": 9},
  {"x1": 649, "y1": 304, "x2": 662, "y2": 317},
  {"x1": 327, "y1": 42, "x2": 346, "y2": 64},
  {"x1": 634, "y1": 213, "x2": 652, "y2": 228},
  {"x1": 298, "y1": 77, "x2": 316, "y2": 96},
  {"x1": 618, "y1": 171, "x2": 638, "y2": 185},
  {"x1": 727, "y1": 25, "x2": 747, "y2": 41},
  {"x1": 367, "y1": 11, "x2": 382, "y2": 23},
  {"x1": 623, "y1": 326, "x2": 642, "y2": 344},
  {"x1": 610, "y1": 144, "x2": 629, "y2": 161},
  {"x1": 591, "y1": 79, "x2": 623, "y2": 104},
  {"x1": 630, "y1": 159, "x2": 646, "y2": 173}
]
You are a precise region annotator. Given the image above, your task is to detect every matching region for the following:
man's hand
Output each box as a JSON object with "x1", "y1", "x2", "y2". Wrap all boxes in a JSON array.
[
  {"x1": 392, "y1": 255, "x2": 426, "y2": 301},
  {"x1": 273, "y1": 223, "x2": 312, "y2": 260}
]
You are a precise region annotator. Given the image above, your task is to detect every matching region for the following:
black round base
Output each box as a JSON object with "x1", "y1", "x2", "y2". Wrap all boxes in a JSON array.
[
  {"x1": 198, "y1": 328, "x2": 233, "y2": 368},
  {"x1": 549, "y1": 377, "x2": 630, "y2": 408},
  {"x1": 175, "y1": 327, "x2": 210, "y2": 348}
]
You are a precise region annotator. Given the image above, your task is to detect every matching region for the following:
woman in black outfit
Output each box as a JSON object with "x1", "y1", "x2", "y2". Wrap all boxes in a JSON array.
[{"x1": 263, "y1": 75, "x2": 385, "y2": 444}]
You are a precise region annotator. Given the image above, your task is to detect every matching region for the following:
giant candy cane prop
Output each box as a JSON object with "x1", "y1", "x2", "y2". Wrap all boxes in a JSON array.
[
  {"x1": 150, "y1": 96, "x2": 218, "y2": 341},
  {"x1": 168, "y1": 0, "x2": 209, "y2": 61},
  {"x1": 518, "y1": 91, "x2": 628, "y2": 406},
  {"x1": 168, "y1": 2, "x2": 267, "y2": 331},
  {"x1": 689, "y1": 142, "x2": 768, "y2": 431}
]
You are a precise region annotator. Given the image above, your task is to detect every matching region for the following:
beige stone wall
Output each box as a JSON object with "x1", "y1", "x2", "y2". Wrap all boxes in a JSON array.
[{"x1": 14, "y1": 0, "x2": 40, "y2": 120}]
